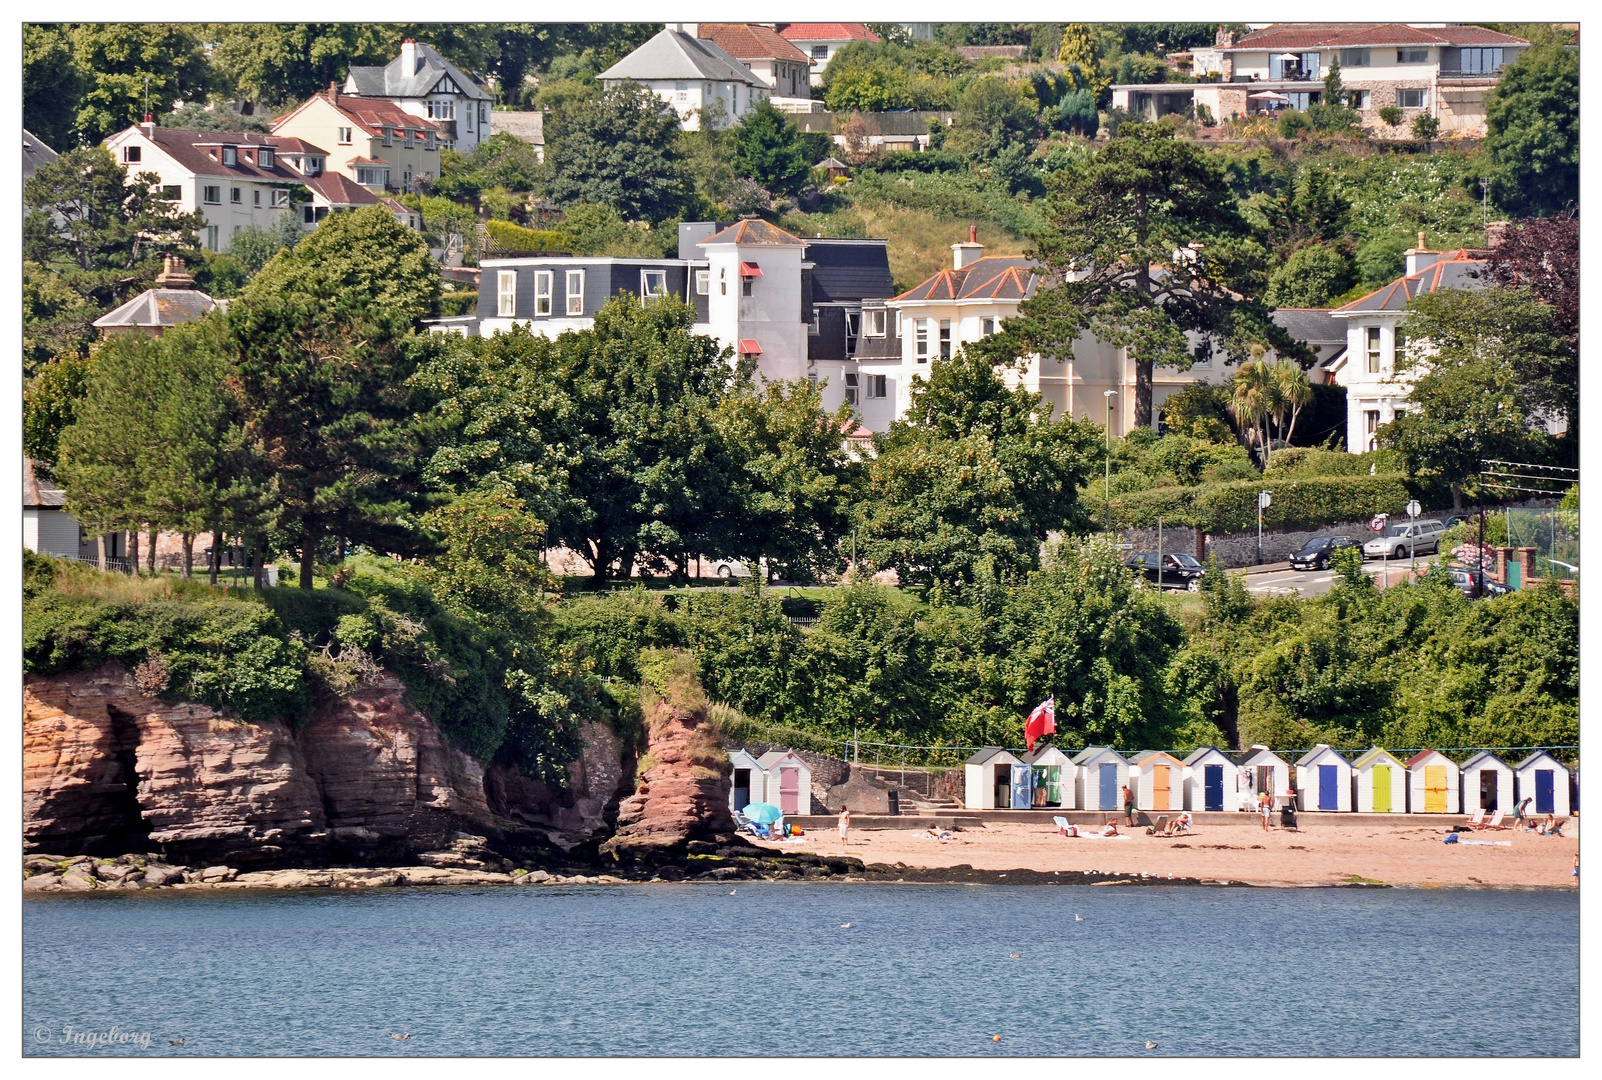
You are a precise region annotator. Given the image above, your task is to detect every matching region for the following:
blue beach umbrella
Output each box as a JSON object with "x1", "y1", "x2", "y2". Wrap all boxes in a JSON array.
[{"x1": 743, "y1": 802, "x2": 783, "y2": 824}]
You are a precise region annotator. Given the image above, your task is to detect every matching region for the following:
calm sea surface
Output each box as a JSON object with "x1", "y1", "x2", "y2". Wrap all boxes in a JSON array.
[{"x1": 24, "y1": 883, "x2": 1577, "y2": 1057}]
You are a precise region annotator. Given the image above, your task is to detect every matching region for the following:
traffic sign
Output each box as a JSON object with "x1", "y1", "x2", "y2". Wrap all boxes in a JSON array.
[
  {"x1": 1405, "y1": 500, "x2": 1421, "y2": 517},
  {"x1": 1258, "y1": 491, "x2": 1272, "y2": 509},
  {"x1": 1370, "y1": 514, "x2": 1388, "y2": 532}
]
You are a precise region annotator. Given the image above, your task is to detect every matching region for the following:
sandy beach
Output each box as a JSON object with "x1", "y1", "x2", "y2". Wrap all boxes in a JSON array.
[{"x1": 753, "y1": 818, "x2": 1580, "y2": 888}]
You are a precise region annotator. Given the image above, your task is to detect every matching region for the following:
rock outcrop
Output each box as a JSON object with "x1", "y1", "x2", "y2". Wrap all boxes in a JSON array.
[{"x1": 485, "y1": 720, "x2": 626, "y2": 846}]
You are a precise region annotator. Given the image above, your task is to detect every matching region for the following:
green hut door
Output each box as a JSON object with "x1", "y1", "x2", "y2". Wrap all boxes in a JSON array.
[{"x1": 1371, "y1": 766, "x2": 1391, "y2": 812}]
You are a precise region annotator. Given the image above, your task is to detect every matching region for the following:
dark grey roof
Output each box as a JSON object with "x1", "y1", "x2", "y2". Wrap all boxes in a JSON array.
[
  {"x1": 1071, "y1": 745, "x2": 1128, "y2": 765},
  {"x1": 1459, "y1": 750, "x2": 1511, "y2": 771},
  {"x1": 1334, "y1": 253, "x2": 1487, "y2": 315},
  {"x1": 1238, "y1": 747, "x2": 1288, "y2": 766},
  {"x1": 1272, "y1": 307, "x2": 1344, "y2": 345},
  {"x1": 23, "y1": 128, "x2": 57, "y2": 181},
  {"x1": 965, "y1": 746, "x2": 1010, "y2": 765},
  {"x1": 1514, "y1": 751, "x2": 1566, "y2": 771},
  {"x1": 805, "y1": 238, "x2": 893, "y2": 304},
  {"x1": 600, "y1": 29, "x2": 765, "y2": 88},
  {"x1": 1294, "y1": 744, "x2": 1350, "y2": 767},
  {"x1": 1183, "y1": 746, "x2": 1230, "y2": 766},
  {"x1": 24, "y1": 457, "x2": 66, "y2": 508},
  {"x1": 345, "y1": 42, "x2": 491, "y2": 102}
]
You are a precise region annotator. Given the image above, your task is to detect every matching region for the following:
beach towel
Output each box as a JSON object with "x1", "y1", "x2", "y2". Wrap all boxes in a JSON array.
[{"x1": 1458, "y1": 840, "x2": 1513, "y2": 847}]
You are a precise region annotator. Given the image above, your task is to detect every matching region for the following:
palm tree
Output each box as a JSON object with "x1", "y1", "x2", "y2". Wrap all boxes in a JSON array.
[
  {"x1": 1268, "y1": 359, "x2": 1313, "y2": 450},
  {"x1": 1228, "y1": 356, "x2": 1279, "y2": 466}
]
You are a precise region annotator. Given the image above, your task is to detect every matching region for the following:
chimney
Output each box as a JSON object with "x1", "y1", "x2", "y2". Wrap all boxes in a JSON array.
[
  {"x1": 140, "y1": 111, "x2": 155, "y2": 136},
  {"x1": 667, "y1": 23, "x2": 700, "y2": 37},
  {"x1": 401, "y1": 39, "x2": 419, "y2": 74},
  {"x1": 329, "y1": 80, "x2": 339, "y2": 101},
  {"x1": 1404, "y1": 230, "x2": 1440, "y2": 276},
  {"x1": 155, "y1": 253, "x2": 194, "y2": 290},
  {"x1": 952, "y1": 225, "x2": 983, "y2": 270},
  {"x1": 1485, "y1": 220, "x2": 1511, "y2": 249}
]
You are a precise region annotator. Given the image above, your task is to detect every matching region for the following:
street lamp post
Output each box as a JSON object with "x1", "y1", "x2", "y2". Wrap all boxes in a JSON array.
[
  {"x1": 1406, "y1": 499, "x2": 1421, "y2": 572},
  {"x1": 1257, "y1": 490, "x2": 1272, "y2": 565},
  {"x1": 1104, "y1": 390, "x2": 1118, "y2": 532}
]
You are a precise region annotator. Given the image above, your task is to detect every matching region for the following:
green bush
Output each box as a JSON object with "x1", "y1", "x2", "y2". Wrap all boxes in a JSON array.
[
  {"x1": 484, "y1": 219, "x2": 574, "y2": 252},
  {"x1": 1377, "y1": 105, "x2": 1404, "y2": 126}
]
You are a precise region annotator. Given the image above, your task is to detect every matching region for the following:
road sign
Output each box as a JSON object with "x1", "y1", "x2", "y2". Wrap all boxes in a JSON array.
[
  {"x1": 1258, "y1": 491, "x2": 1272, "y2": 509},
  {"x1": 1370, "y1": 514, "x2": 1388, "y2": 532},
  {"x1": 1405, "y1": 500, "x2": 1421, "y2": 517}
]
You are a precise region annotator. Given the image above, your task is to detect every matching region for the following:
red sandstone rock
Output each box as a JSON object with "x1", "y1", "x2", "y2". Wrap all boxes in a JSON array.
[
  {"x1": 601, "y1": 696, "x2": 733, "y2": 863},
  {"x1": 485, "y1": 720, "x2": 626, "y2": 844}
]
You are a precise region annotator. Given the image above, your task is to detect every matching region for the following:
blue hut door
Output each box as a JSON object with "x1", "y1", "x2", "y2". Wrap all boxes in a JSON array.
[
  {"x1": 1318, "y1": 764, "x2": 1338, "y2": 810},
  {"x1": 1099, "y1": 763, "x2": 1118, "y2": 810},
  {"x1": 1535, "y1": 770, "x2": 1555, "y2": 814},
  {"x1": 1204, "y1": 765, "x2": 1224, "y2": 811},
  {"x1": 1011, "y1": 765, "x2": 1032, "y2": 809}
]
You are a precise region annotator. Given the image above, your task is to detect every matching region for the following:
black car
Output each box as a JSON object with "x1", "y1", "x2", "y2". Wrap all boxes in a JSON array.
[
  {"x1": 1289, "y1": 535, "x2": 1360, "y2": 571},
  {"x1": 1126, "y1": 552, "x2": 1206, "y2": 591}
]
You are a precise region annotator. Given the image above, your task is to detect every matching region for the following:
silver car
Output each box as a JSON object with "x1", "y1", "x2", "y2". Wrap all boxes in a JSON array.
[{"x1": 1363, "y1": 520, "x2": 1444, "y2": 560}]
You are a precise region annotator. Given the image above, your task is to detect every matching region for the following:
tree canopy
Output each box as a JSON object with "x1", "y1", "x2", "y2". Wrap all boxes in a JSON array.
[
  {"x1": 542, "y1": 81, "x2": 692, "y2": 223},
  {"x1": 1483, "y1": 44, "x2": 1579, "y2": 217}
]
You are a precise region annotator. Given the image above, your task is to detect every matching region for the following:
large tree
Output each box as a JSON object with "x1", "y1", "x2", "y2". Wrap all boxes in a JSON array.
[
  {"x1": 23, "y1": 25, "x2": 83, "y2": 149},
  {"x1": 1483, "y1": 214, "x2": 1578, "y2": 433},
  {"x1": 1004, "y1": 124, "x2": 1297, "y2": 429},
  {"x1": 69, "y1": 23, "x2": 212, "y2": 143},
  {"x1": 730, "y1": 100, "x2": 812, "y2": 198},
  {"x1": 542, "y1": 81, "x2": 692, "y2": 223},
  {"x1": 1482, "y1": 44, "x2": 1579, "y2": 217}
]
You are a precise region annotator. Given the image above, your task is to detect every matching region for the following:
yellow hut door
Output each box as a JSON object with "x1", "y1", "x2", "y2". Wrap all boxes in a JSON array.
[
  {"x1": 1153, "y1": 765, "x2": 1171, "y2": 811},
  {"x1": 1371, "y1": 766, "x2": 1391, "y2": 813},
  {"x1": 1424, "y1": 765, "x2": 1447, "y2": 813}
]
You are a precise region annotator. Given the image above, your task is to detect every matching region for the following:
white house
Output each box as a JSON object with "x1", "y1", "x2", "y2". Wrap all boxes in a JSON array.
[
  {"x1": 696, "y1": 218, "x2": 810, "y2": 384},
  {"x1": 1406, "y1": 749, "x2": 1461, "y2": 814},
  {"x1": 1459, "y1": 750, "x2": 1515, "y2": 815},
  {"x1": 1513, "y1": 751, "x2": 1571, "y2": 817},
  {"x1": 1182, "y1": 747, "x2": 1238, "y2": 813},
  {"x1": 344, "y1": 40, "x2": 494, "y2": 153},
  {"x1": 1237, "y1": 747, "x2": 1292, "y2": 811},
  {"x1": 1296, "y1": 744, "x2": 1354, "y2": 812},
  {"x1": 1023, "y1": 745, "x2": 1076, "y2": 809},
  {"x1": 600, "y1": 26, "x2": 769, "y2": 131},
  {"x1": 698, "y1": 24, "x2": 814, "y2": 108},
  {"x1": 756, "y1": 750, "x2": 811, "y2": 815},
  {"x1": 776, "y1": 23, "x2": 881, "y2": 86},
  {"x1": 24, "y1": 458, "x2": 87, "y2": 561},
  {"x1": 1351, "y1": 748, "x2": 1408, "y2": 814},
  {"x1": 1072, "y1": 746, "x2": 1131, "y2": 814},
  {"x1": 964, "y1": 747, "x2": 1026, "y2": 810},
  {"x1": 1129, "y1": 750, "x2": 1187, "y2": 813},
  {"x1": 728, "y1": 748, "x2": 765, "y2": 814}
]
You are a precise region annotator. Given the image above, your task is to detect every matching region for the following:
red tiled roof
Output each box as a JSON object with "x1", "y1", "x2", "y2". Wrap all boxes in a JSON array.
[
  {"x1": 122, "y1": 127, "x2": 312, "y2": 183},
  {"x1": 301, "y1": 171, "x2": 379, "y2": 207},
  {"x1": 699, "y1": 23, "x2": 811, "y2": 63},
  {"x1": 268, "y1": 136, "x2": 328, "y2": 155},
  {"x1": 275, "y1": 93, "x2": 439, "y2": 138},
  {"x1": 1334, "y1": 251, "x2": 1484, "y2": 314},
  {"x1": 1405, "y1": 749, "x2": 1448, "y2": 768},
  {"x1": 699, "y1": 219, "x2": 805, "y2": 246},
  {"x1": 1227, "y1": 23, "x2": 1527, "y2": 52},
  {"x1": 776, "y1": 23, "x2": 881, "y2": 44},
  {"x1": 893, "y1": 256, "x2": 1040, "y2": 303}
]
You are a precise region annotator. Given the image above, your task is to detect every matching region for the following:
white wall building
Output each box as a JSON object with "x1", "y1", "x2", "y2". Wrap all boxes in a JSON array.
[
  {"x1": 1513, "y1": 752, "x2": 1571, "y2": 817},
  {"x1": 600, "y1": 27, "x2": 769, "y2": 130},
  {"x1": 775, "y1": 23, "x2": 882, "y2": 86},
  {"x1": 1351, "y1": 748, "x2": 1408, "y2": 814},
  {"x1": 1459, "y1": 750, "x2": 1515, "y2": 815},
  {"x1": 1024, "y1": 745, "x2": 1077, "y2": 809},
  {"x1": 698, "y1": 24, "x2": 814, "y2": 107},
  {"x1": 1296, "y1": 744, "x2": 1354, "y2": 812},
  {"x1": 1406, "y1": 749, "x2": 1461, "y2": 814},
  {"x1": 1072, "y1": 746, "x2": 1131, "y2": 814},
  {"x1": 344, "y1": 40, "x2": 494, "y2": 153},
  {"x1": 964, "y1": 747, "x2": 1026, "y2": 810},
  {"x1": 1129, "y1": 751, "x2": 1187, "y2": 813},
  {"x1": 756, "y1": 750, "x2": 812, "y2": 815},
  {"x1": 1238, "y1": 747, "x2": 1292, "y2": 811},
  {"x1": 1182, "y1": 747, "x2": 1239, "y2": 813}
]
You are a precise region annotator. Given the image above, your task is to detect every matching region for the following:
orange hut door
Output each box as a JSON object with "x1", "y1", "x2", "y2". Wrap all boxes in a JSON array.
[
  {"x1": 1153, "y1": 765, "x2": 1171, "y2": 811},
  {"x1": 1424, "y1": 765, "x2": 1447, "y2": 813}
]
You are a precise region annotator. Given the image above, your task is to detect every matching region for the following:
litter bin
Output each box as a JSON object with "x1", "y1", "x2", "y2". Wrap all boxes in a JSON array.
[
  {"x1": 887, "y1": 790, "x2": 900, "y2": 816},
  {"x1": 1280, "y1": 803, "x2": 1298, "y2": 829}
]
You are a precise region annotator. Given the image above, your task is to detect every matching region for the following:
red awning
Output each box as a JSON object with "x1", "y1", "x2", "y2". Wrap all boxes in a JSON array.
[
  {"x1": 739, "y1": 261, "x2": 763, "y2": 277},
  {"x1": 738, "y1": 339, "x2": 763, "y2": 355}
]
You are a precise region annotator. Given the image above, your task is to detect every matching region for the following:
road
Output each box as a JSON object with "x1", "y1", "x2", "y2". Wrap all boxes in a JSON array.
[{"x1": 1240, "y1": 555, "x2": 1438, "y2": 598}]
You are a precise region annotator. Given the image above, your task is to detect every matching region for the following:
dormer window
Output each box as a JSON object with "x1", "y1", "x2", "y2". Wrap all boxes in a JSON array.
[
  {"x1": 222, "y1": 146, "x2": 237, "y2": 166},
  {"x1": 383, "y1": 127, "x2": 392, "y2": 146},
  {"x1": 306, "y1": 156, "x2": 322, "y2": 175},
  {"x1": 258, "y1": 147, "x2": 274, "y2": 168},
  {"x1": 122, "y1": 145, "x2": 141, "y2": 163},
  {"x1": 424, "y1": 132, "x2": 436, "y2": 150}
]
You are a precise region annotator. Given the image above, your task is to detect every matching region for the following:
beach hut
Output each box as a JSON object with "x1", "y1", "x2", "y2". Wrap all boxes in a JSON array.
[
  {"x1": 1129, "y1": 750, "x2": 1187, "y2": 813},
  {"x1": 1072, "y1": 746, "x2": 1130, "y2": 814},
  {"x1": 1459, "y1": 750, "x2": 1515, "y2": 814},
  {"x1": 963, "y1": 747, "x2": 1027, "y2": 809},
  {"x1": 1294, "y1": 744, "x2": 1353, "y2": 812},
  {"x1": 727, "y1": 749, "x2": 765, "y2": 815},
  {"x1": 1405, "y1": 750, "x2": 1460, "y2": 814},
  {"x1": 1023, "y1": 745, "x2": 1077, "y2": 809},
  {"x1": 1351, "y1": 748, "x2": 1408, "y2": 813},
  {"x1": 1513, "y1": 751, "x2": 1571, "y2": 817},
  {"x1": 756, "y1": 750, "x2": 812, "y2": 815},
  {"x1": 1182, "y1": 747, "x2": 1238, "y2": 813},
  {"x1": 1237, "y1": 746, "x2": 1292, "y2": 811}
]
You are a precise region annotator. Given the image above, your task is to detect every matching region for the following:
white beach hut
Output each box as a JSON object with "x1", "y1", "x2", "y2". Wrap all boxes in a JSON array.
[
  {"x1": 1129, "y1": 750, "x2": 1187, "y2": 813},
  {"x1": 727, "y1": 748, "x2": 765, "y2": 815},
  {"x1": 1513, "y1": 751, "x2": 1571, "y2": 817},
  {"x1": 1072, "y1": 746, "x2": 1131, "y2": 814},
  {"x1": 1295, "y1": 744, "x2": 1354, "y2": 812},
  {"x1": 1405, "y1": 749, "x2": 1460, "y2": 814},
  {"x1": 1182, "y1": 746, "x2": 1238, "y2": 813},
  {"x1": 1237, "y1": 746, "x2": 1292, "y2": 811},
  {"x1": 756, "y1": 750, "x2": 812, "y2": 815},
  {"x1": 1459, "y1": 750, "x2": 1515, "y2": 815},
  {"x1": 1023, "y1": 745, "x2": 1077, "y2": 809},
  {"x1": 1350, "y1": 748, "x2": 1408, "y2": 813},
  {"x1": 963, "y1": 747, "x2": 1027, "y2": 809}
]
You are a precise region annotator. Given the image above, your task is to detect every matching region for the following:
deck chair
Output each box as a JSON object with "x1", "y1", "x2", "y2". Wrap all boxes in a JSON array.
[
  {"x1": 1146, "y1": 815, "x2": 1169, "y2": 836},
  {"x1": 1053, "y1": 816, "x2": 1072, "y2": 836},
  {"x1": 1465, "y1": 808, "x2": 1486, "y2": 828},
  {"x1": 1473, "y1": 809, "x2": 1507, "y2": 831}
]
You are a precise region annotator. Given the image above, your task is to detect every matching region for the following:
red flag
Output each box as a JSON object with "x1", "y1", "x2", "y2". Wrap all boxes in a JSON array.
[{"x1": 1025, "y1": 697, "x2": 1056, "y2": 752}]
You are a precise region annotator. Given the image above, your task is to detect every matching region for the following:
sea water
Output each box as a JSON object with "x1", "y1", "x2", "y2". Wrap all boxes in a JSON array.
[{"x1": 24, "y1": 883, "x2": 1578, "y2": 1057}]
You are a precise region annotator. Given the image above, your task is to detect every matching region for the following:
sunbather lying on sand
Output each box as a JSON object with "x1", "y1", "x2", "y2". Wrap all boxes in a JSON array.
[{"x1": 925, "y1": 825, "x2": 953, "y2": 841}]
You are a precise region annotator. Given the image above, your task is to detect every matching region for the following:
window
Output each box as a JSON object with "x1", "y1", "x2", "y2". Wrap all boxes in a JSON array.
[
  {"x1": 980, "y1": 317, "x2": 996, "y2": 336},
  {"x1": 845, "y1": 311, "x2": 861, "y2": 353},
  {"x1": 258, "y1": 147, "x2": 274, "y2": 169},
  {"x1": 479, "y1": 103, "x2": 488, "y2": 124},
  {"x1": 812, "y1": 45, "x2": 829, "y2": 61},
  {"x1": 1348, "y1": 89, "x2": 1371, "y2": 110},
  {"x1": 1192, "y1": 338, "x2": 1213, "y2": 366},
  {"x1": 641, "y1": 270, "x2": 668, "y2": 303},
  {"x1": 810, "y1": 309, "x2": 820, "y2": 334},
  {"x1": 306, "y1": 156, "x2": 322, "y2": 175},
  {"x1": 1340, "y1": 48, "x2": 1370, "y2": 67},
  {"x1": 1397, "y1": 47, "x2": 1428, "y2": 64},
  {"x1": 356, "y1": 167, "x2": 389, "y2": 187},
  {"x1": 566, "y1": 270, "x2": 585, "y2": 315},
  {"x1": 122, "y1": 145, "x2": 141, "y2": 163},
  {"x1": 160, "y1": 184, "x2": 181, "y2": 201},
  {"x1": 865, "y1": 374, "x2": 888, "y2": 399},
  {"x1": 1397, "y1": 88, "x2": 1426, "y2": 109},
  {"x1": 230, "y1": 187, "x2": 242, "y2": 203},
  {"x1": 534, "y1": 271, "x2": 552, "y2": 316},
  {"x1": 694, "y1": 269, "x2": 709, "y2": 296},
  {"x1": 939, "y1": 320, "x2": 952, "y2": 360},
  {"x1": 844, "y1": 372, "x2": 859, "y2": 406},
  {"x1": 337, "y1": 127, "x2": 352, "y2": 144},
  {"x1": 914, "y1": 319, "x2": 929, "y2": 361},
  {"x1": 675, "y1": 81, "x2": 689, "y2": 103},
  {"x1": 253, "y1": 189, "x2": 261, "y2": 206},
  {"x1": 741, "y1": 277, "x2": 753, "y2": 297},
  {"x1": 425, "y1": 132, "x2": 436, "y2": 150},
  {"x1": 1365, "y1": 410, "x2": 1381, "y2": 452},
  {"x1": 427, "y1": 100, "x2": 455, "y2": 119},
  {"x1": 864, "y1": 309, "x2": 887, "y2": 337},
  {"x1": 272, "y1": 189, "x2": 289, "y2": 208},
  {"x1": 720, "y1": 268, "x2": 727, "y2": 295},
  {"x1": 1365, "y1": 327, "x2": 1382, "y2": 373},
  {"x1": 202, "y1": 184, "x2": 221, "y2": 204},
  {"x1": 497, "y1": 271, "x2": 517, "y2": 317},
  {"x1": 223, "y1": 146, "x2": 237, "y2": 165},
  {"x1": 205, "y1": 225, "x2": 219, "y2": 251},
  {"x1": 1270, "y1": 51, "x2": 1319, "y2": 79},
  {"x1": 303, "y1": 205, "x2": 317, "y2": 224},
  {"x1": 1459, "y1": 48, "x2": 1505, "y2": 75},
  {"x1": 383, "y1": 127, "x2": 393, "y2": 146}
]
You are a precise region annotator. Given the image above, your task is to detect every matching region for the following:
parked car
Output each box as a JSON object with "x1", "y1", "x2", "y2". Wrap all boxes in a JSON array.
[
  {"x1": 1445, "y1": 566, "x2": 1512, "y2": 599},
  {"x1": 1363, "y1": 520, "x2": 1445, "y2": 560},
  {"x1": 1126, "y1": 552, "x2": 1206, "y2": 591},
  {"x1": 1289, "y1": 535, "x2": 1360, "y2": 571}
]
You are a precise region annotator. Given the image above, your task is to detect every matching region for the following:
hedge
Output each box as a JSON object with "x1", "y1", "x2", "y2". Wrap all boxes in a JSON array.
[
  {"x1": 1108, "y1": 472, "x2": 1414, "y2": 534},
  {"x1": 483, "y1": 219, "x2": 574, "y2": 252}
]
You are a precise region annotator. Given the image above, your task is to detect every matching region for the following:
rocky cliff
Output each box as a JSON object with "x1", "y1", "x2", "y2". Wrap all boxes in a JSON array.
[{"x1": 23, "y1": 664, "x2": 623, "y2": 866}]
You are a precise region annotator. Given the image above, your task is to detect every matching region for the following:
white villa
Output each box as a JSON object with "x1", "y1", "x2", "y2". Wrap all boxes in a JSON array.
[
  {"x1": 775, "y1": 23, "x2": 882, "y2": 86},
  {"x1": 343, "y1": 40, "x2": 494, "y2": 153},
  {"x1": 600, "y1": 26, "x2": 769, "y2": 130}
]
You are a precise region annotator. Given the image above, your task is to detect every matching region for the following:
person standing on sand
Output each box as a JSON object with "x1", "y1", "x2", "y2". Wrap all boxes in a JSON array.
[
  {"x1": 1515, "y1": 797, "x2": 1531, "y2": 828},
  {"x1": 1259, "y1": 789, "x2": 1273, "y2": 830},
  {"x1": 838, "y1": 806, "x2": 850, "y2": 845},
  {"x1": 1123, "y1": 784, "x2": 1136, "y2": 827}
]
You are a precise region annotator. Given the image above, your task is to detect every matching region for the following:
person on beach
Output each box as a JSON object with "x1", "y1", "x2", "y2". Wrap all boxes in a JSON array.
[
  {"x1": 1258, "y1": 790, "x2": 1273, "y2": 830},
  {"x1": 1123, "y1": 784, "x2": 1136, "y2": 827},
  {"x1": 838, "y1": 806, "x2": 850, "y2": 845},
  {"x1": 1102, "y1": 819, "x2": 1120, "y2": 837},
  {"x1": 1515, "y1": 797, "x2": 1531, "y2": 828}
]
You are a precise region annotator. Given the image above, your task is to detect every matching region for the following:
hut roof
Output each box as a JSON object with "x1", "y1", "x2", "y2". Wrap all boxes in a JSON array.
[
  {"x1": 1071, "y1": 745, "x2": 1128, "y2": 766},
  {"x1": 965, "y1": 746, "x2": 1020, "y2": 765},
  {"x1": 1459, "y1": 749, "x2": 1511, "y2": 771},
  {"x1": 757, "y1": 750, "x2": 804, "y2": 769},
  {"x1": 1024, "y1": 745, "x2": 1072, "y2": 765},
  {"x1": 1514, "y1": 750, "x2": 1567, "y2": 771},
  {"x1": 1131, "y1": 750, "x2": 1185, "y2": 768},
  {"x1": 1295, "y1": 744, "x2": 1350, "y2": 767},
  {"x1": 1238, "y1": 747, "x2": 1289, "y2": 767},
  {"x1": 1351, "y1": 747, "x2": 1405, "y2": 769},
  {"x1": 1182, "y1": 746, "x2": 1232, "y2": 766},
  {"x1": 1405, "y1": 749, "x2": 1453, "y2": 768}
]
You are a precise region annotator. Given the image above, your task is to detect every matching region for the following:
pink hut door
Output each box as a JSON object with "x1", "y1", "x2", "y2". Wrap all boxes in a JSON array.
[{"x1": 779, "y1": 767, "x2": 800, "y2": 814}]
